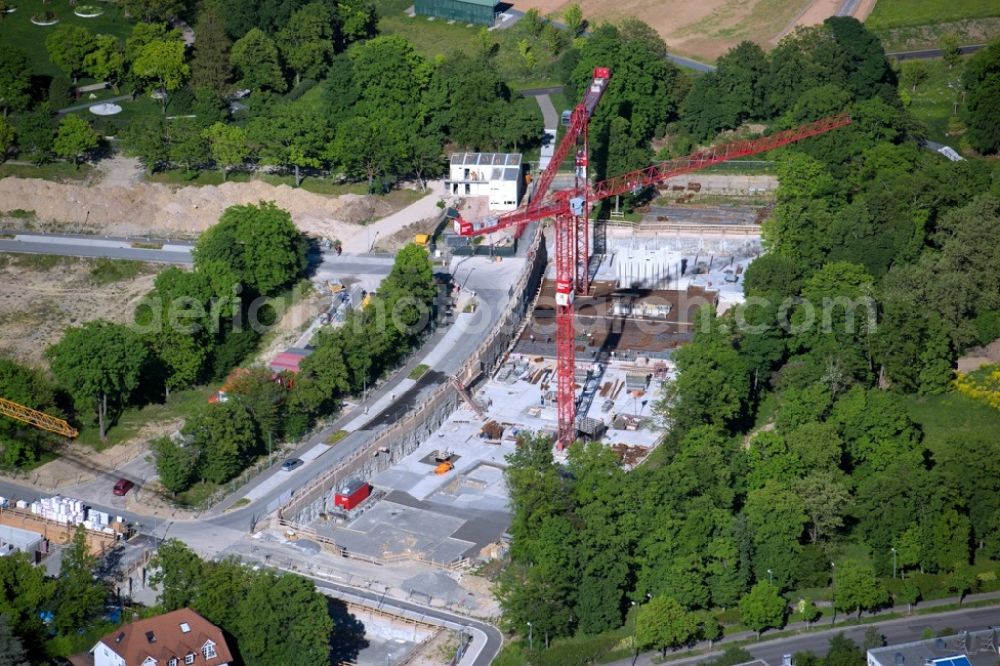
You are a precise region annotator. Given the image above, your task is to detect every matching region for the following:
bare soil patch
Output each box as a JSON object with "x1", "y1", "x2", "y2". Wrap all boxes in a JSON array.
[
  {"x1": 0, "y1": 175, "x2": 396, "y2": 240},
  {"x1": 515, "y1": 0, "x2": 872, "y2": 60},
  {"x1": 0, "y1": 256, "x2": 160, "y2": 368}
]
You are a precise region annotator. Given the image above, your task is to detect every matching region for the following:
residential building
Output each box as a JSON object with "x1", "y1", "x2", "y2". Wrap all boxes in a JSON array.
[
  {"x1": 446, "y1": 153, "x2": 524, "y2": 211},
  {"x1": 867, "y1": 629, "x2": 1000, "y2": 666},
  {"x1": 78, "y1": 608, "x2": 233, "y2": 666}
]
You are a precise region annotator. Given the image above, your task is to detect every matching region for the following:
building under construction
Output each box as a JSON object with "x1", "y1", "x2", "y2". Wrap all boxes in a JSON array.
[{"x1": 515, "y1": 279, "x2": 719, "y2": 361}]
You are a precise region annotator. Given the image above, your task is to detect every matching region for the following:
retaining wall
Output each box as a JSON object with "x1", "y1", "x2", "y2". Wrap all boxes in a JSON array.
[{"x1": 279, "y1": 226, "x2": 547, "y2": 528}]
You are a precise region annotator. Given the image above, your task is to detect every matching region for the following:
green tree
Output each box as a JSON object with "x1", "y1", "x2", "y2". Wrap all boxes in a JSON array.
[
  {"x1": 834, "y1": 560, "x2": 889, "y2": 617},
  {"x1": 329, "y1": 115, "x2": 407, "y2": 191},
  {"x1": 53, "y1": 114, "x2": 100, "y2": 168},
  {"x1": 0, "y1": 359, "x2": 61, "y2": 469},
  {"x1": 226, "y1": 367, "x2": 287, "y2": 440},
  {"x1": 167, "y1": 116, "x2": 211, "y2": 170},
  {"x1": 0, "y1": 614, "x2": 29, "y2": 666},
  {"x1": 120, "y1": 0, "x2": 187, "y2": 23},
  {"x1": 667, "y1": 308, "x2": 750, "y2": 433},
  {"x1": 149, "y1": 539, "x2": 205, "y2": 610},
  {"x1": 152, "y1": 435, "x2": 201, "y2": 494},
  {"x1": 248, "y1": 104, "x2": 330, "y2": 186},
  {"x1": 276, "y1": 2, "x2": 336, "y2": 86},
  {"x1": 231, "y1": 28, "x2": 286, "y2": 93},
  {"x1": 47, "y1": 321, "x2": 148, "y2": 440},
  {"x1": 0, "y1": 45, "x2": 32, "y2": 115},
  {"x1": 46, "y1": 25, "x2": 97, "y2": 82},
  {"x1": 948, "y1": 562, "x2": 977, "y2": 605},
  {"x1": 132, "y1": 39, "x2": 190, "y2": 112},
  {"x1": 896, "y1": 578, "x2": 920, "y2": 614},
  {"x1": 83, "y1": 35, "x2": 126, "y2": 91},
  {"x1": 194, "y1": 201, "x2": 307, "y2": 296},
  {"x1": 899, "y1": 61, "x2": 929, "y2": 92},
  {"x1": 0, "y1": 553, "x2": 54, "y2": 658},
  {"x1": 234, "y1": 570, "x2": 334, "y2": 666},
  {"x1": 190, "y1": 6, "x2": 232, "y2": 97},
  {"x1": 121, "y1": 115, "x2": 169, "y2": 170},
  {"x1": 202, "y1": 122, "x2": 251, "y2": 180},
  {"x1": 794, "y1": 471, "x2": 850, "y2": 543},
  {"x1": 940, "y1": 33, "x2": 962, "y2": 69},
  {"x1": 184, "y1": 401, "x2": 260, "y2": 484},
  {"x1": 53, "y1": 526, "x2": 105, "y2": 634},
  {"x1": 348, "y1": 35, "x2": 428, "y2": 121},
  {"x1": 636, "y1": 596, "x2": 699, "y2": 656},
  {"x1": 563, "y1": 3, "x2": 584, "y2": 36},
  {"x1": 961, "y1": 41, "x2": 1000, "y2": 154},
  {"x1": 744, "y1": 481, "x2": 807, "y2": 588},
  {"x1": 739, "y1": 581, "x2": 786, "y2": 637}
]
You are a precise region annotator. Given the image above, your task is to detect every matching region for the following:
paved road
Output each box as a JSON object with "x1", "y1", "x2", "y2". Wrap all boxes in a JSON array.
[
  {"x1": 887, "y1": 44, "x2": 986, "y2": 61},
  {"x1": 609, "y1": 596, "x2": 1000, "y2": 666},
  {"x1": 0, "y1": 232, "x2": 398, "y2": 280}
]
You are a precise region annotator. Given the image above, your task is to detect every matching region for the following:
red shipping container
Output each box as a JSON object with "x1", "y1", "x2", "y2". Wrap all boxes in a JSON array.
[{"x1": 334, "y1": 479, "x2": 371, "y2": 510}]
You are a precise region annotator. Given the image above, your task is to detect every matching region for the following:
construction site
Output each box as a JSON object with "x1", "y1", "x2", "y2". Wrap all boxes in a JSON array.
[{"x1": 270, "y1": 69, "x2": 849, "y2": 579}]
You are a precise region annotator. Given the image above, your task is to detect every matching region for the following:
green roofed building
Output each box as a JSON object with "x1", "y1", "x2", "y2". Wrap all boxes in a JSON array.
[{"x1": 414, "y1": 0, "x2": 499, "y2": 26}]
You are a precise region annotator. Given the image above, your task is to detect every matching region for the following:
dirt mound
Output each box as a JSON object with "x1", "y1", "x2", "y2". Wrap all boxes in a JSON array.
[{"x1": 0, "y1": 175, "x2": 392, "y2": 239}]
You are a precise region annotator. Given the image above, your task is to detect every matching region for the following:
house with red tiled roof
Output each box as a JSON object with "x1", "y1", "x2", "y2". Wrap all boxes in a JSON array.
[{"x1": 72, "y1": 608, "x2": 233, "y2": 666}]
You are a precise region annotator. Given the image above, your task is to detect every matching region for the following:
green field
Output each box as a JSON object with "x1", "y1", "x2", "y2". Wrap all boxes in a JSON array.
[
  {"x1": 867, "y1": 0, "x2": 1000, "y2": 31},
  {"x1": 900, "y1": 57, "x2": 967, "y2": 145},
  {"x1": 0, "y1": 0, "x2": 133, "y2": 79},
  {"x1": 905, "y1": 390, "x2": 1000, "y2": 452},
  {"x1": 375, "y1": 0, "x2": 484, "y2": 60}
]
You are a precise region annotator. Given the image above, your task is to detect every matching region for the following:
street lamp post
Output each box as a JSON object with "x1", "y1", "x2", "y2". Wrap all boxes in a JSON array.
[
  {"x1": 891, "y1": 547, "x2": 897, "y2": 579},
  {"x1": 527, "y1": 621, "x2": 533, "y2": 651},
  {"x1": 767, "y1": 569, "x2": 773, "y2": 585},
  {"x1": 830, "y1": 562, "x2": 836, "y2": 625}
]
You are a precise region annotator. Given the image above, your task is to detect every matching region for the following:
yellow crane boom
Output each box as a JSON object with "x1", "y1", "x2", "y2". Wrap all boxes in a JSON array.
[{"x1": 0, "y1": 397, "x2": 78, "y2": 438}]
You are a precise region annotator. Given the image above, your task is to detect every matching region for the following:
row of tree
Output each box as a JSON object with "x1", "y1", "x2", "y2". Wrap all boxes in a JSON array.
[{"x1": 151, "y1": 238, "x2": 439, "y2": 494}]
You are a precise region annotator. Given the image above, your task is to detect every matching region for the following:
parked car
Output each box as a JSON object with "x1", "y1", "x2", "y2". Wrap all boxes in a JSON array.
[
  {"x1": 112, "y1": 478, "x2": 134, "y2": 496},
  {"x1": 281, "y1": 458, "x2": 303, "y2": 472}
]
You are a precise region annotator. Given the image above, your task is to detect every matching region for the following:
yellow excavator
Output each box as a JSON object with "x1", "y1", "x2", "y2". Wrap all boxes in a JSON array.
[{"x1": 0, "y1": 397, "x2": 78, "y2": 438}]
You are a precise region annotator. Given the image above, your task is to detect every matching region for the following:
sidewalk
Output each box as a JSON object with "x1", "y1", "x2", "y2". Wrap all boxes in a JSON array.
[{"x1": 340, "y1": 181, "x2": 445, "y2": 253}]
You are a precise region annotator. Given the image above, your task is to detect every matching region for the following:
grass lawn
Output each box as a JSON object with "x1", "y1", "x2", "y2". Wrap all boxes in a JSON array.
[
  {"x1": 904, "y1": 389, "x2": 1000, "y2": 452},
  {"x1": 408, "y1": 363, "x2": 430, "y2": 379},
  {"x1": 901, "y1": 57, "x2": 967, "y2": 145},
  {"x1": 175, "y1": 480, "x2": 220, "y2": 508},
  {"x1": 375, "y1": 0, "x2": 484, "y2": 61},
  {"x1": 0, "y1": 0, "x2": 134, "y2": 79},
  {"x1": 0, "y1": 160, "x2": 92, "y2": 182},
  {"x1": 75, "y1": 386, "x2": 213, "y2": 451},
  {"x1": 867, "y1": 0, "x2": 1000, "y2": 31}
]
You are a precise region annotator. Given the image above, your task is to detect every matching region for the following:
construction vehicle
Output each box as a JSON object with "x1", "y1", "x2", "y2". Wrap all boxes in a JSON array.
[
  {"x1": 451, "y1": 65, "x2": 852, "y2": 449},
  {"x1": 326, "y1": 280, "x2": 345, "y2": 295},
  {"x1": 415, "y1": 233, "x2": 431, "y2": 248},
  {"x1": 435, "y1": 460, "x2": 454, "y2": 475},
  {"x1": 0, "y1": 397, "x2": 78, "y2": 438}
]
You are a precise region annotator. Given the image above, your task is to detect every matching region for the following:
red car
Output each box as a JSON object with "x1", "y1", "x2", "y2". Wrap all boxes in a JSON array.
[{"x1": 112, "y1": 478, "x2": 134, "y2": 496}]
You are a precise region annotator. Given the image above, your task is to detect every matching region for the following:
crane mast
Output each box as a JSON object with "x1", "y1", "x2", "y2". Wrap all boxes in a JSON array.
[{"x1": 452, "y1": 67, "x2": 852, "y2": 450}]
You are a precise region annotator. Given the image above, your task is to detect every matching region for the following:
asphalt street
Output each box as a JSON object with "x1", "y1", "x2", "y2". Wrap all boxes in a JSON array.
[
  {"x1": 887, "y1": 45, "x2": 986, "y2": 61},
  {"x1": 609, "y1": 602, "x2": 1000, "y2": 666}
]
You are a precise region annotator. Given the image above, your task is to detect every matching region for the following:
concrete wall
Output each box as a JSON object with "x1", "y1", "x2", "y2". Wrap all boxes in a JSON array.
[{"x1": 280, "y1": 227, "x2": 548, "y2": 526}]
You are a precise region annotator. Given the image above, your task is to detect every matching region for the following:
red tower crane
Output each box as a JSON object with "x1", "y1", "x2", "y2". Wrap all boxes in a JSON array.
[{"x1": 453, "y1": 67, "x2": 851, "y2": 450}]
